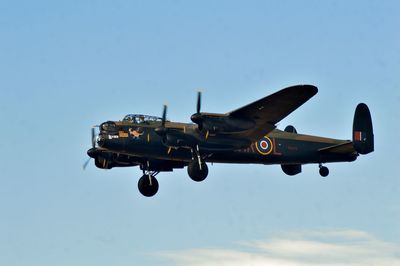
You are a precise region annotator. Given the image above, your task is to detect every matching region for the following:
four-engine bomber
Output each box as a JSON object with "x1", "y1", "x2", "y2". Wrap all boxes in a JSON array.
[{"x1": 86, "y1": 85, "x2": 374, "y2": 197}]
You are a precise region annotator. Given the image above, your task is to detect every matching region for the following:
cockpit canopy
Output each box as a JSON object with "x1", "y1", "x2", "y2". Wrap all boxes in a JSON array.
[{"x1": 122, "y1": 114, "x2": 164, "y2": 124}]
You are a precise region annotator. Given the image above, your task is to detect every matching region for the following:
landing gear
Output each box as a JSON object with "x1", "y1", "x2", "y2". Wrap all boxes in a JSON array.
[
  {"x1": 187, "y1": 160, "x2": 208, "y2": 182},
  {"x1": 138, "y1": 161, "x2": 160, "y2": 197},
  {"x1": 319, "y1": 164, "x2": 329, "y2": 177},
  {"x1": 188, "y1": 145, "x2": 209, "y2": 182},
  {"x1": 138, "y1": 174, "x2": 159, "y2": 197}
]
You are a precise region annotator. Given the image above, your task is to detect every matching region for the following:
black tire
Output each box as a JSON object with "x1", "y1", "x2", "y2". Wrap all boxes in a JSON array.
[
  {"x1": 138, "y1": 175, "x2": 159, "y2": 197},
  {"x1": 319, "y1": 166, "x2": 329, "y2": 177},
  {"x1": 187, "y1": 161, "x2": 208, "y2": 182}
]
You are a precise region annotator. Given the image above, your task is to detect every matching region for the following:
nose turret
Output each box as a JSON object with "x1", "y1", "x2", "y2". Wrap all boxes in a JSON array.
[
  {"x1": 100, "y1": 121, "x2": 117, "y2": 133},
  {"x1": 97, "y1": 121, "x2": 119, "y2": 147}
]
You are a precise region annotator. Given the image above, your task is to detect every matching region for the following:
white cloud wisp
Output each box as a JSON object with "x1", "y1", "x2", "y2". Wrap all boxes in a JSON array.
[{"x1": 156, "y1": 229, "x2": 400, "y2": 266}]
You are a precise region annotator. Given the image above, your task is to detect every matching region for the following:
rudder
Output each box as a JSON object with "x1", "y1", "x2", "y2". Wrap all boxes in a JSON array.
[{"x1": 353, "y1": 103, "x2": 374, "y2": 155}]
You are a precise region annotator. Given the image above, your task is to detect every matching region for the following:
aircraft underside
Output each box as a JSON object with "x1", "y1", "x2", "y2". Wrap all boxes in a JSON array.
[{"x1": 87, "y1": 132, "x2": 359, "y2": 197}]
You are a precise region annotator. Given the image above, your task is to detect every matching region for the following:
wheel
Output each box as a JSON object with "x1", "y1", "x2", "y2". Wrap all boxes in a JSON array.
[
  {"x1": 138, "y1": 175, "x2": 159, "y2": 197},
  {"x1": 319, "y1": 166, "x2": 329, "y2": 177},
  {"x1": 187, "y1": 161, "x2": 208, "y2": 182}
]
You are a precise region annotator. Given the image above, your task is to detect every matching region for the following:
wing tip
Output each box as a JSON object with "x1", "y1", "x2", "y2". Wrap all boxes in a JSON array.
[
  {"x1": 283, "y1": 84, "x2": 318, "y2": 98},
  {"x1": 305, "y1": 84, "x2": 318, "y2": 94},
  {"x1": 297, "y1": 84, "x2": 318, "y2": 93}
]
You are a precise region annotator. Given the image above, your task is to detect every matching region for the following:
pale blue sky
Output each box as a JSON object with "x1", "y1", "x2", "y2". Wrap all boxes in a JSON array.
[{"x1": 1, "y1": 1, "x2": 399, "y2": 265}]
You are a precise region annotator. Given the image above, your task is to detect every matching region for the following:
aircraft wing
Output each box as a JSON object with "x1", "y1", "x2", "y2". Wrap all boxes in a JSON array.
[{"x1": 228, "y1": 85, "x2": 318, "y2": 140}]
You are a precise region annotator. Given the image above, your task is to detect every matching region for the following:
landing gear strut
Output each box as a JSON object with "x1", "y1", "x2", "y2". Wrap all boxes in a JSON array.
[
  {"x1": 138, "y1": 162, "x2": 160, "y2": 197},
  {"x1": 188, "y1": 160, "x2": 208, "y2": 182},
  {"x1": 138, "y1": 172, "x2": 159, "y2": 197},
  {"x1": 319, "y1": 164, "x2": 329, "y2": 177},
  {"x1": 188, "y1": 145, "x2": 208, "y2": 182}
]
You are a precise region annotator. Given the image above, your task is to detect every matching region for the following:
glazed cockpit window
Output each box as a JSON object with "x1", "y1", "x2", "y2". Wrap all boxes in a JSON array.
[{"x1": 122, "y1": 114, "x2": 164, "y2": 124}]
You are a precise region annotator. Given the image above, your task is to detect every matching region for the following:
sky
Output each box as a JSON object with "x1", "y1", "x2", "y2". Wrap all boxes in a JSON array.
[{"x1": 0, "y1": 0, "x2": 399, "y2": 265}]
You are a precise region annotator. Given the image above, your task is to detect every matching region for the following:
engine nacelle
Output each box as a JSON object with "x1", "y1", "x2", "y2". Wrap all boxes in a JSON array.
[
  {"x1": 162, "y1": 134, "x2": 191, "y2": 149},
  {"x1": 284, "y1": 125, "x2": 297, "y2": 133},
  {"x1": 281, "y1": 164, "x2": 302, "y2": 176}
]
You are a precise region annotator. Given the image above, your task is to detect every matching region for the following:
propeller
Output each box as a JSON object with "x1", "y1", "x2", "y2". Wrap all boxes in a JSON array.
[
  {"x1": 83, "y1": 126, "x2": 98, "y2": 170},
  {"x1": 155, "y1": 105, "x2": 177, "y2": 153},
  {"x1": 83, "y1": 157, "x2": 91, "y2": 170},
  {"x1": 191, "y1": 91, "x2": 203, "y2": 131},
  {"x1": 161, "y1": 104, "x2": 167, "y2": 128},
  {"x1": 155, "y1": 105, "x2": 168, "y2": 136},
  {"x1": 196, "y1": 91, "x2": 201, "y2": 114},
  {"x1": 91, "y1": 127, "x2": 96, "y2": 148}
]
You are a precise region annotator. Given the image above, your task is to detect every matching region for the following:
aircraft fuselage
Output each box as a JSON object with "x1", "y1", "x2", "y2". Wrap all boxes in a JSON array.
[{"x1": 93, "y1": 121, "x2": 357, "y2": 167}]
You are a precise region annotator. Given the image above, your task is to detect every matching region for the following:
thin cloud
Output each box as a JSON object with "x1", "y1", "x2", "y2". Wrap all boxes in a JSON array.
[{"x1": 156, "y1": 229, "x2": 400, "y2": 266}]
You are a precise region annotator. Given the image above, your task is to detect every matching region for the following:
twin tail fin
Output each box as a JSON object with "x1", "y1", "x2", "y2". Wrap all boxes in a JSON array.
[{"x1": 353, "y1": 103, "x2": 374, "y2": 155}]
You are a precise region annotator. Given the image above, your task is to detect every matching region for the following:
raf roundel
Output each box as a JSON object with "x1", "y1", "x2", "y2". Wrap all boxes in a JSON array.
[{"x1": 255, "y1": 136, "x2": 273, "y2": 155}]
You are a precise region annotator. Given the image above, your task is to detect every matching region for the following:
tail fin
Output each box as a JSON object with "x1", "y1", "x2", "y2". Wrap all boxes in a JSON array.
[{"x1": 353, "y1": 103, "x2": 374, "y2": 154}]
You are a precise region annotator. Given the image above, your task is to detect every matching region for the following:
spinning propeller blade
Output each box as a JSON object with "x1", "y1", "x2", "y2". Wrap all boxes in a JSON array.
[
  {"x1": 91, "y1": 127, "x2": 96, "y2": 148},
  {"x1": 155, "y1": 105, "x2": 168, "y2": 136},
  {"x1": 161, "y1": 104, "x2": 167, "y2": 128},
  {"x1": 191, "y1": 91, "x2": 204, "y2": 131},
  {"x1": 84, "y1": 126, "x2": 98, "y2": 170},
  {"x1": 196, "y1": 91, "x2": 201, "y2": 114},
  {"x1": 83, "y1": 158, "x2": 91, "y2": 170}
]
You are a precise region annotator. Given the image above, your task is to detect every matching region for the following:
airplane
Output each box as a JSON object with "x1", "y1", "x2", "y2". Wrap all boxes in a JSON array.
[{"x1": 85, "y1": 85, "x2": 374, "y2": 197}]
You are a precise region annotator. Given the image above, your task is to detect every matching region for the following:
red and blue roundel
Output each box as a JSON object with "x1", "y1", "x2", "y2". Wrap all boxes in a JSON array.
[{"x1": 255, "y1": 136, "x2": 273, "y2": 155}]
